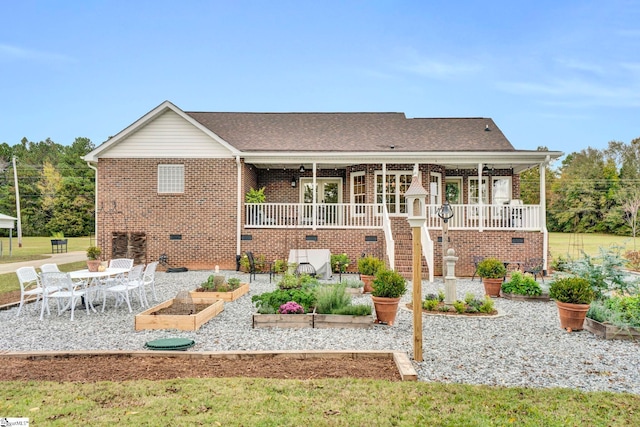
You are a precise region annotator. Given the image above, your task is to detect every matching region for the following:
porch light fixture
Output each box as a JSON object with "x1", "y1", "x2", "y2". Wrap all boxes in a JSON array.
[
  {"x1": 482, "y1": 165, "x2": 494, "y2": 175},
  {"x1": 291, "y1": 176, "x2": 297, "y2": 187},
  {"x1": 299, "y1": 165, "x2": 305, "y2": 173}
]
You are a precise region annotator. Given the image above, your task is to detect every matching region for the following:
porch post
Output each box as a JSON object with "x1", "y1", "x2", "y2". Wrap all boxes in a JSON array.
[
  {"x1": 478, "y1": 163, "x2": 484, "y2": 232},
  {"x1": 312, "y1": 163, "x2": 317, "y2": 230},
  {"x1": 540, "y1": 158, "x2": 548, "y2": 274}
]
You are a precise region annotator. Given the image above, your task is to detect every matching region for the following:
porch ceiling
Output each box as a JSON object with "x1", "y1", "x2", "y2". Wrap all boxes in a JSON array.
[{"x1": 244, "y1": 150, "x2": 563, "y2": 174}]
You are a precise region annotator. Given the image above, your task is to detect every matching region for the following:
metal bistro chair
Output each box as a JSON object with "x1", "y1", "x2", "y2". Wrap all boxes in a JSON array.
[
  {"x1": 523, "y1": 258, "x2": 545, "y2": 283},
  {"x1": 471, "y1": 256, "x2": 485, "y2": 281},
  {"x1": 15, "y1": 266, "x2": 44, "y2": 317},
  {"x1": 245, "y1": 251, "x2": 273, "y2": 283}
]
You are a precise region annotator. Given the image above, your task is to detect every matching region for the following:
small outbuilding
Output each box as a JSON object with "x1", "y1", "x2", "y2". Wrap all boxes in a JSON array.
[{"x1": 0, "y1": 213, "x2": 18, "y2": 256}]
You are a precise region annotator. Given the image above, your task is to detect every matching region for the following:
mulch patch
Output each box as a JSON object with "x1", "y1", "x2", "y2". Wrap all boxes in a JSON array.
[{"x1": 0, "y1": 355, "x2": 402, "y2": 382}]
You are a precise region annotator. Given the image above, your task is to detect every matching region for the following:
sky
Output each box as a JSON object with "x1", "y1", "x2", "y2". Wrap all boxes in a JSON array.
[{"x1": 1, "y1": 0, "x2": 639, "y2": 157}]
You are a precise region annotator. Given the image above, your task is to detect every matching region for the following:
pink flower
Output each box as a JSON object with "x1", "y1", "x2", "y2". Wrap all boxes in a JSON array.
[{"x1": 278, "y1": 301, "x2": 304, "y2": 314}]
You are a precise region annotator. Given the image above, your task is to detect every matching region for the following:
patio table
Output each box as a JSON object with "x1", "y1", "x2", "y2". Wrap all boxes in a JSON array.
[{"x1": 69, "y1": 267, "x2": 130, "y2": 310}]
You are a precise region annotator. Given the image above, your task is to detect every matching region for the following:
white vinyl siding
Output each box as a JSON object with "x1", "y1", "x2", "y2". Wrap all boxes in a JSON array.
[
  {"x1": 158, "y1": 164, "x2": 184, "y2": 193},
  {"x1": 101, "y1": 110, "x2": 234, "y2": 158}
]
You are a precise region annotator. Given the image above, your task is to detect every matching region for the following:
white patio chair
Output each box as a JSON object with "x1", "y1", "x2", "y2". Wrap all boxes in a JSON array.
[
  {"x1": 39, "y1": 263, "x2": 60, "y2": 273},
  {"x1": 101, "y1": 264, "x2": 145, "y2": 312},
  {"x1": 95, "y1": 258, "x2": 134, "y2": 300},
  {"x1": 141, "y1": 261, "x2": 159, "y2": 302},
  {"x1": 40, "y1": 271, "x2": 89, "y2": 321},
  {"x1": 15, "y1": 266, "x2": 44, "y2": 317}
]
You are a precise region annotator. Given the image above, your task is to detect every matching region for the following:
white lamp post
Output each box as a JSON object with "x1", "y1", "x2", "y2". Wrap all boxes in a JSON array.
[
  {"x1": 437, "y1": 201, "x2": 456, "y2": 305},
  {"x1": 405, "y1": 171, "x2": 428, "y2": 362}
]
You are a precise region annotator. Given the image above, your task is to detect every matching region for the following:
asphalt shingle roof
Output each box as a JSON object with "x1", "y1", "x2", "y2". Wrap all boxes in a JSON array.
[{"x1": 186, "y1": 112, "x2": 515, "y2": 152}]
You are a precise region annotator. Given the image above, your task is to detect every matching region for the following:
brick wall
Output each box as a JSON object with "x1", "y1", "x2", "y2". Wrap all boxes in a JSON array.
[{"x1": 98, "y1": 158, "x2": 239, "y2": 270}]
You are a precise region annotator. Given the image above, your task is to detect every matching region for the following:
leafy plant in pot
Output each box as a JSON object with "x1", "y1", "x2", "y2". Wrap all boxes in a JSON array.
[
  {"x1": 476, "y1": 257, "x2": 506, "y2": 297},
  {"x1": 86, "y1": 246, "x2": 102, "y2": 272},
  {"x1": 549, "y1": 277, "x2": 595, "y2": 331},
  {"x1": 358, "y1": 255, "x2": 385, "y2": 293},
  {"x1": 371, "y1": 268, "x2": 407, "y2": 326}
]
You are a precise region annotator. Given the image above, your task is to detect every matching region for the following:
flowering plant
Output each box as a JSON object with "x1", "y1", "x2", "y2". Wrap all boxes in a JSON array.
[
  {"x1": 331, "y1": 253, "x2": 350, "y2": 273},
  {"x1": 278, "y1": 301, "x2": 305, "y2": 314}
]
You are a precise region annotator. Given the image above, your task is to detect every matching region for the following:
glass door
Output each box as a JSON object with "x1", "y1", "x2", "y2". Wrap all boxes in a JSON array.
[{"x1": 300, "y1": 178, "x2": 342, "y2": 225}]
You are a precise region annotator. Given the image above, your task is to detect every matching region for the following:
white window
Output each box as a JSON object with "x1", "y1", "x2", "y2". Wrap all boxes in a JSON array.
[
  {"x1": 375, "y1": 171, "x2": 412, "y2": 215},
  {"x1": 158, "y1": 164, "x2": 184, "y2": 194},
  {"x1": 468, "y1": 177, "x2": 488, "y2": 205},
  {"x1": 351, "y1": 172, "x2": 366, "y2": 215}
]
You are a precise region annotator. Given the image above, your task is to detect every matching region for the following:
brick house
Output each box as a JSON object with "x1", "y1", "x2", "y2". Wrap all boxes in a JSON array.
[{"x1": 84, "y1": 101, "x2": 562, "y2": 278}]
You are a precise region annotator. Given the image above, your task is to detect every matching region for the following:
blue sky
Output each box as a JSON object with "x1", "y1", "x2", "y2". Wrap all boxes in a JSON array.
[{"x1": 1, "y1": 1, "x2": 639, "y2": 157}]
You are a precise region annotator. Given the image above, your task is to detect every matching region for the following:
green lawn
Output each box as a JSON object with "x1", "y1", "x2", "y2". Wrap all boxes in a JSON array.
[
  {"x1": 1, "y1": 377, "x2": 639, "y2": 426},
  {"x1": 0, "y1": 236, "x2": 92, "y2": 263},
  {"x1": 549, "y1": 232, "x2": 638, "y2": 259}
]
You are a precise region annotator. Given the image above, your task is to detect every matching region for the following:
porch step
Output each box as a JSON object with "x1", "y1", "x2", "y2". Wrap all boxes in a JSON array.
[{"x1": 393, "y1": 230, "x2": 429, "y2": 279}]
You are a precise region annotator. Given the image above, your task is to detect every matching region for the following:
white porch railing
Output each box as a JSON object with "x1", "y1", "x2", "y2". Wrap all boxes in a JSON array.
[
  {"x1": 245, "y1": 203, "x2": 542, "y2": 231},
  {"x1": 245, "y1": 203, "x2": 383, "y2": 229},
  {"x1": 426, "y1": 204, "x2": 541, "y2": 230},
  {"x1": 382, "y1": 205, "x2": 394, "y2": 271}
]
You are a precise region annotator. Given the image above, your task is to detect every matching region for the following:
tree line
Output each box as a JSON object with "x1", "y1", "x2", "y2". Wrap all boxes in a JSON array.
[
  {"x1": 0, "y1": 137, "x2": 95, "y2": 237},
  {"x1": 0, "y1": 136, "x2": 639, "y2": 238}
]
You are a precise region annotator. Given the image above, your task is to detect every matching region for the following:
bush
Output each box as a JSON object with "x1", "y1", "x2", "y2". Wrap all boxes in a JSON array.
[
  {"x1": 422, "y1": 298, "x2": 439, "y2": 311},
  {"x1": 357, "y1": 256, "x2": 385, "y2": 276},
  {"x1": 476, "y1": 258, "x2": 506, "y2": 279},
  {"x1": 331, "y1": 253, "x2": 351, "y2": 273},
  {"x1": 501, "y1": 272, "x2": 542, "y2": 296},
  {"x1": 331, "y1": 304, "x2": 372, "y2": 316},
  {"x1": 315, "y1": 284, "x2": 351, "y2": 314},
  {"x1": 549, "y1": 277, "x2": 595, "y2": 304},
  {"x1": 372, "y1": 269, "x2": 407, "y2": 298}
]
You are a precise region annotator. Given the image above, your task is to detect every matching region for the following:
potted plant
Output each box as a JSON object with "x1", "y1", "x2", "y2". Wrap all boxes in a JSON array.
[
  {"x1": 331, "y1": 253, "x2": 350, "y2": 273},
  {"x1": 86, "y1": 246, "x2": 102, "y2": 272},
  {"x1": 549, "y1": 277, "x2": 595, "y2": 331},
  {"x1": 476, "y1": 257, "x2": 506, "y2": 297},
  {"x1": 500, "y1": 271, "x2": 548, "y2": 301},
  {"x1": 371, "y1": 268, "x2": 407, "y2": 326},
  {"x1": 358, "y1": 255, "x2": 385, "y2": 293}
]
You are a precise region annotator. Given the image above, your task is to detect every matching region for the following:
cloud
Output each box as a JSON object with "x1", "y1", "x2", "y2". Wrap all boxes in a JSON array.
[
  {"x1": 394, "y1": 48, "x2": 484, "y2": 79},
  {"x1": 0, "y1": 43, "x2": 73, "y2": 63}
]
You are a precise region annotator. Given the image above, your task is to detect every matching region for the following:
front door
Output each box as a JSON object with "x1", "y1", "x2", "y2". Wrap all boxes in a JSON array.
[{"x1": 300, "y1": 178, "x2": 342, "y2": 225}]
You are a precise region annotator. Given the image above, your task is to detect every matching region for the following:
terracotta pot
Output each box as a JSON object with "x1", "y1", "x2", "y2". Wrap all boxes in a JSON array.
[
  {"x1": 361, "y1": 274, "x2": 375, "y2": 293},
  {"x1": 482, "y1": 278, "x2": 503, "y2": 297},
  {"x1": 371, "y1": 296, "x2": 401, "y2": 326},
  {"x1": 87, "y1": 260, "x2": 101, "y2": 272},
  {"x1": 556, "y1": 301, "x2": 590, "y2": 331}
]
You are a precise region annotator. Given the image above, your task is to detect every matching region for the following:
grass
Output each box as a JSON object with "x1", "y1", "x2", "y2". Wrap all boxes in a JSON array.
[
  {"x1": 1, "y1": 377, "x2": 639, "y2": 425},
  {"x1": 549, "y1": 232, "x2": 639, "y2": 259},
  {"x1": 0, "y1": 236, "x2": 92, "y2": 263}
]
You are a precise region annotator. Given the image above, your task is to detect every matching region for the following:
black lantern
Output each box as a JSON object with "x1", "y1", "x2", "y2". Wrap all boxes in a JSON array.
[
  {"x1": 291, "y1": 176, "x2": 297, "y2": 187},
  {"x1": 436, "y1": 201, "x2": 454, "y2": 223}
]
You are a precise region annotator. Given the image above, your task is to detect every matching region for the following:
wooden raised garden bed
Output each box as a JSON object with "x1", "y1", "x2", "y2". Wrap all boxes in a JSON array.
[
  {"x1": 189, "y1": 283, "x2": 249, "y2": 302},
  {"x1": 252, "y1": 313, "x2": 373, "y2": 329},
  {"x1": 313, "y1": 313, "x2": 374, "y2": 329},
  {"x1": 252, "y1": 313, "x2": 314, "y2": 329},
  {"x1": 135, "y1": 297, "x2": 224, "y2": 331},
  {"x1": 583, "y1": 317, "x2": 640, "y2": 340}
]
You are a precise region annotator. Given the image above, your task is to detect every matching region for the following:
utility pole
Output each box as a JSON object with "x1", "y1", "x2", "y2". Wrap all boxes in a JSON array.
[{"x1": 12, "y1": 156, "x2": 22, "y2": 247}]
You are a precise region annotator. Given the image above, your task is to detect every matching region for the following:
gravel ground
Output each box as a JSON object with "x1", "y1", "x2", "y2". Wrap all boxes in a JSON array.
[{"x1": 1, "y1": 270, "x2": 639, "y2": 395}]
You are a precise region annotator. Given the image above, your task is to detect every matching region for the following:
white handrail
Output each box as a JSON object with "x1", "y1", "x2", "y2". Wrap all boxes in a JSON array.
[
  {"x1": 421, "y1": 224, "x2": 434, "y2": 283},
  {"x1": 381, "y1": 205, "x2": 395, "y2": 270}
]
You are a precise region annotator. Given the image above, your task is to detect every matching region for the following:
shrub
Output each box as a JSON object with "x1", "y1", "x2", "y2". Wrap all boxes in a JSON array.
[
  {"x1": 478, "y1": 296, "x2": 495, "y2": 313},
  {"x1": 549, "y1": 277, "x2": 595, "y2": 304},
  {"x1": 372, "y1": 269, "x2": 407, "y2": 298},
  {"x1": 357, "y1": 256, "x2": 385, "y2": 276},
  {"x1": 227, "y1": 277, "x2": 241, "y2": 289},
  {"x1": 343, "y1": 278, "x2": 364, "y2": 289},
  {"x1": 252, "y1": 288, "x2": 316, "y2": 313},
  {"x1": 272, "y1": 259, "x2": 288, "y2": 274},
  {"x1": 452, "y1": 300, "x2": 466, "y2": 314},
  {"x1": 331, "y1": 304, "x2": 372, "y2": 316},
  {"x1": 331, "y1": 253, "x2": 351, "y2": 273},
  {"x1": 422, "y1": 298, "x2": 439, "y2": 311},
  {"x1": 476, "y1": 258, "x2": 506, "y2": 279},
  {"x1": 501, "y1": 272, "x2": 542, "y2": 296},
  {"x1": 624, "y1": 250, "x2": 640, "y2": 271},
  {"x1": 315, "y1": 284, "x2": 351, "y2": 314}
]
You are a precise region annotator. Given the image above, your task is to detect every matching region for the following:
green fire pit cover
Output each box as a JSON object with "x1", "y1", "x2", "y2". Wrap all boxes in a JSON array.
[{"x1": 145, "y1": 338, "x2": 195, "y2": 351}]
